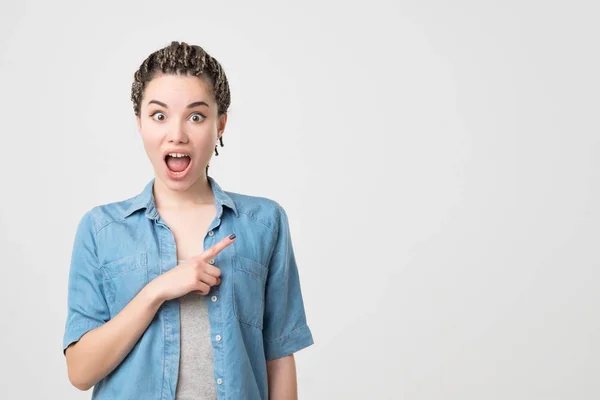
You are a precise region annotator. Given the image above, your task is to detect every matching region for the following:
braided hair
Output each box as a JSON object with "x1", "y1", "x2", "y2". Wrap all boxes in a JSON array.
[{"x1": 131, "y1": 41, "x2": 231, "y2": 175}]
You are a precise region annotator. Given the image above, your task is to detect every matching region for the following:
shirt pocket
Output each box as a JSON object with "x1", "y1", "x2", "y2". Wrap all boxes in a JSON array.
[
  {"x1": 232, "y1": 253, "x2": 268, "y2": 329},
  {"x1": 101, "y1": 252, "x2": 148, "y2": 316}
]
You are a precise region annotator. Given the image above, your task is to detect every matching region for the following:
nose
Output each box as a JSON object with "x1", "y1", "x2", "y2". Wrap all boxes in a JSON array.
[{"x1": 166, "y1": 120, "x2": 189, "y2": 144}]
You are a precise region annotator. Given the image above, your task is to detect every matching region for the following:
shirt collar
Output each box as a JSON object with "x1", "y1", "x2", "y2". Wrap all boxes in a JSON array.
[{"x1": 122, "y1": 175, "x2": 238, "y2": 220}]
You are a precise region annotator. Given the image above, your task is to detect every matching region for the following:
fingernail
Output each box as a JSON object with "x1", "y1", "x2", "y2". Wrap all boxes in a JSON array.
[{"x1": 229, "y1": 234, "x2": 236, "y2": 240}]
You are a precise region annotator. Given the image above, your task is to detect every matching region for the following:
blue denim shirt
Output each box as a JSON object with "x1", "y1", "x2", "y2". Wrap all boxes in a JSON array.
[{"x1": 62, "y1": 176, "x2": 314, "y2": 399}]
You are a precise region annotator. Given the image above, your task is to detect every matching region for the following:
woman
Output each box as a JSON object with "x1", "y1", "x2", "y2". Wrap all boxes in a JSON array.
[{"x1": 62, "y1": 41, "x2": 314, "y2": 400}]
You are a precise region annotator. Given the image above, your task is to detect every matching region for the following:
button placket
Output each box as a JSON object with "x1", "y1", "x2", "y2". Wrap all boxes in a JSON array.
[{"x1": 205, "y1": 219, "x2": 227, "y2": 396}]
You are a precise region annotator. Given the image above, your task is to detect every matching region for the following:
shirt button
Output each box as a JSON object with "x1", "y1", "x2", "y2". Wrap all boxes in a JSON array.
[
  {"x1": 208, "y1": 230, "x2": 214, "y2": 237},
  {"x1": 209, "y1": 259, "x2": 215, "y2": 265},
  {"x1": 211, "y1": 295, "x2": 218, "y2": 302},
  {"x1": 217, "y1": 378, "x2": 223, "y2": 385},
  {"x1": 216, "y1": 334, "x2": 222, "y2": 342}
]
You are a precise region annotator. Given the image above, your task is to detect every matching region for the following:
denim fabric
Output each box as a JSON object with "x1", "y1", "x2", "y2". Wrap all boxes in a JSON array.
[{"x1": 62, "y1": 176, "x2": 314, "y2": 399}]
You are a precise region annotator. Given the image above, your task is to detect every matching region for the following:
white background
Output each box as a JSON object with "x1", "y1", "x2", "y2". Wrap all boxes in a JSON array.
[{"x1": 0, "y1": 0, "x2": 599, "y2": 399}]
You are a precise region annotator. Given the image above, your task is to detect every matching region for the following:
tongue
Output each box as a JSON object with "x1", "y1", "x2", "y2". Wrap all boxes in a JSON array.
[{"x1": 166, "y1": 156, "x2": 190, "y2": 172}]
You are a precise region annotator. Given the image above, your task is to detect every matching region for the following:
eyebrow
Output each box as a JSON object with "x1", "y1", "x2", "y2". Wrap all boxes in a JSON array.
[{"x1": 147, "y1": 100, "x2": 210, "y2": 108}]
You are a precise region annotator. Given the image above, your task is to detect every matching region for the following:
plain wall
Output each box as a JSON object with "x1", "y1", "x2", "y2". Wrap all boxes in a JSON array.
[{"x1": 0, "y1": 0, "x2": 598, "y2": 398}]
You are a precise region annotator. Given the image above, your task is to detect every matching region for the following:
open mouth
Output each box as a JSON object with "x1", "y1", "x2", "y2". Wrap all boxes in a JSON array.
[{"x1": 165, "y1": 153, "x2": 192, "y2": 177}]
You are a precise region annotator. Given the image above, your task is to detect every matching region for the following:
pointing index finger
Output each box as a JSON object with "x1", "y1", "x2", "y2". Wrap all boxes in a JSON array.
[{"x1": 200, "y1": 233, "x2": 236, "y2": 260}]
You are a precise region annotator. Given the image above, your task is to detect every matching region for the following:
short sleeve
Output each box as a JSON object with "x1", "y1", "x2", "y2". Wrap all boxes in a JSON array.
[
  {"x1": 62, "y1": 210, "x2": 110, "y2": 355},
  {"x1": 262, "y1": 204, "x2": 314, "y2": 360}
]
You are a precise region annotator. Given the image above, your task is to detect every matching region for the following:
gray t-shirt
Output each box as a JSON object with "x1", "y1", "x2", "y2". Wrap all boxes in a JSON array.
[{"x1": 175, "y1": 260, "x2": 217, "y2": 400}]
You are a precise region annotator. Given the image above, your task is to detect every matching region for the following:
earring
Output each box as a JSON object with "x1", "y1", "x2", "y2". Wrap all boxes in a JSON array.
[{"x1": 214, "y1": 136, "x2": 224, "y2": 156}]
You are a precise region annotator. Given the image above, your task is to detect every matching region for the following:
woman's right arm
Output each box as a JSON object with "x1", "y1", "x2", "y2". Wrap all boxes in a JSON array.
[
  {"x1": 64, "y1": 282, "x2": 164, "y2": 391},
  {"x1": 63, "y1": 226, "x2": 235, "y2": 391}
]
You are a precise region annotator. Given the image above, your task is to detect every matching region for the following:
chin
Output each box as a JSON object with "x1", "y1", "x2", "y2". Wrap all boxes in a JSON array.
[{"x1": 157, "y1": 167, "x2": 204, "y2": 191}]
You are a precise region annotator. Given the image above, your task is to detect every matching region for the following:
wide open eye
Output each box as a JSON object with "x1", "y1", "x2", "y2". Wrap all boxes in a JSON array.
[
  {"x1": 150, "y1": 112, "x2": 166, "y2": 122},
  {"x1": 189, "y1": 112, "x2": 205, "y2": 123}
]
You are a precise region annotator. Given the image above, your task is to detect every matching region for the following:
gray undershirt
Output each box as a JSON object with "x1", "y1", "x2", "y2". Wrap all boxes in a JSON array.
[{"x1": 175, "y1": 260, "x2": 217, "y2": 400}]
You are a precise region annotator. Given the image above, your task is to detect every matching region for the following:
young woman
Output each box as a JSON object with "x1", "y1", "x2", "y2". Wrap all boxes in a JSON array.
[{"x1": 62, "y1": 41, "x2": 314, "y2": 400}]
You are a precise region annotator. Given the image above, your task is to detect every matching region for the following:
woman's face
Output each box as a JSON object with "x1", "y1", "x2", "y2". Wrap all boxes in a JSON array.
[{"x1": 136, "y1": 73, "x2": 227, "y2": 191}]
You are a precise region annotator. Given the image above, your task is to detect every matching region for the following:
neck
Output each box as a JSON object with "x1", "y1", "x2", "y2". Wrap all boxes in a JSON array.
[{"x1": 153, "y1": 174, "x2": 215, "y2": 210}]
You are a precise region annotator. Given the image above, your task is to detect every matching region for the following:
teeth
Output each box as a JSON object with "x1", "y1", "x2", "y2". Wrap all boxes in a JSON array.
[{"x1": 167, "y1": 153, "x2": 189, "y2": 158}]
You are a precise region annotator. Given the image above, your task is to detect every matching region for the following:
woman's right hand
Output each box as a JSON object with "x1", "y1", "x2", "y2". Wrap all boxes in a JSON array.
[{"x1": 148, "y1": 233, "x2": 237, "y2": 303}]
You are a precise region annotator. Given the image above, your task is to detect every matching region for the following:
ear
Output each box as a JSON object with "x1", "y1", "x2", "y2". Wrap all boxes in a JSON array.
[
  {"x1": 135, "y1": 115, "x2": 142, "y2": 133},
  {"x1": 217, "y1": 113, "x2": 228, "y2": 137}
]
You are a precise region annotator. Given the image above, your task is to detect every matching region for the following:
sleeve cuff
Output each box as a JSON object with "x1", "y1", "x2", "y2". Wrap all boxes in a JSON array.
[
  {"x1": 264, "y1": 324, "x2": 314, "y2": 361},
  {"x1": 62, "y1": 320, "x2": 104, "y2": 355}
]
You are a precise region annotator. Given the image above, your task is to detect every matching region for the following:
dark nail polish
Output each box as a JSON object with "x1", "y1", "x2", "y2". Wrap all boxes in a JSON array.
[{"x1": 229, "y1": 233, "x2": 236, "y2": 240}]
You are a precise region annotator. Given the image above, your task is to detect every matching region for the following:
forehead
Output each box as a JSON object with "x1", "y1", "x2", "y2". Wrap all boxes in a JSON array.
[{"x1": 142, "y1": 73, "x2": 213, "y2": 106}]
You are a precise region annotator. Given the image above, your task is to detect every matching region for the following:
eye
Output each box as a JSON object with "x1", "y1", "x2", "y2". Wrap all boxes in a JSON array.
[
  {"x1": 189, "y1": 112, "x2": 205, "y2": 123},
  {"x1": 150, "y1": 111, "x2": 166, "y2": 122}
]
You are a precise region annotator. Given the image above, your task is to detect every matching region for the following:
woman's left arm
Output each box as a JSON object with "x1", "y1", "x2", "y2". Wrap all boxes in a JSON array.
[
  {"x1": 267, "y1": 354, "x2": 298, "y2": 399},
  {"x1": 263, "y1": 204, "x2": 314, "y2": 398}
]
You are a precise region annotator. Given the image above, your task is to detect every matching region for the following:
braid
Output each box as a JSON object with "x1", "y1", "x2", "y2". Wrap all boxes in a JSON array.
[{"x1": 130, "y1": 41, "x2": 231, "y2": 117}]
